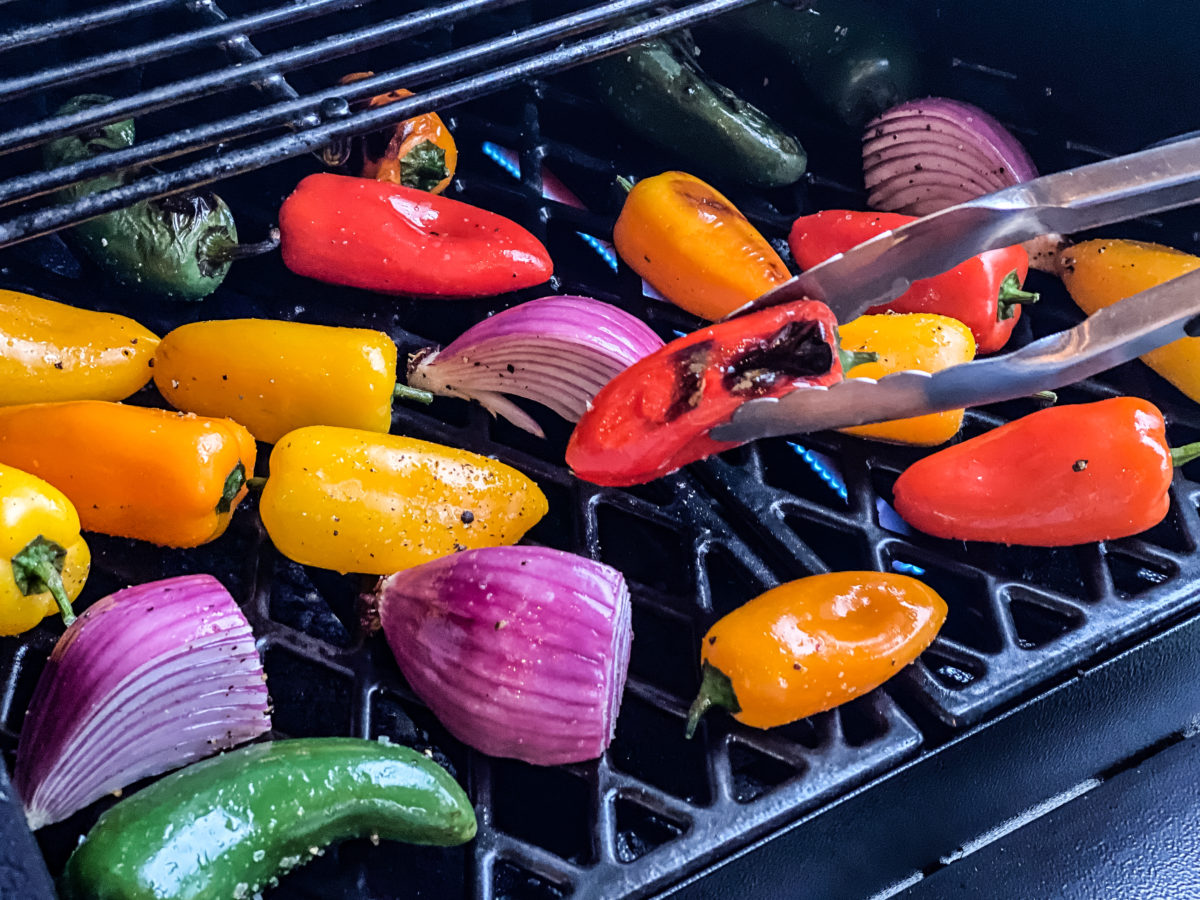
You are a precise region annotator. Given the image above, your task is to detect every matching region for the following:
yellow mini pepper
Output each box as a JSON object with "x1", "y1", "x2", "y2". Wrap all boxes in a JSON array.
[
  {"x1": 260, "y1": 426, "x2": 548, "y2": 575},
  {"x1": 837, "y1": 313, "x2": 977, "y2": 446},
  {"x1": 152, "y1": 319, "x2": 428, "y2": 444},
  {"x1": 1060, "y1": 239, "x2": 1200, "y2": 402},
  {"x1": 613, "y1": 171, "x2": 790, "y2": 320},
  {"x1": 0, "y1": 462, "x2": 90, "y2": 634},
  {"x1": 0, "y1": 289, "x2": 159, "y2": 406}
]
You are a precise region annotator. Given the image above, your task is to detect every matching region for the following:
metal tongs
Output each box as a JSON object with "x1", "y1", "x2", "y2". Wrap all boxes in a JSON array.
[{"x1": 711, "y1": 134, "x2": 1200, "y2": 444}]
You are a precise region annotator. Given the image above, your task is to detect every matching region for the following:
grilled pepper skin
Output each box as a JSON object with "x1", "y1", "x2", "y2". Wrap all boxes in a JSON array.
[
  {"x1": 0, "y1": 463, "x2": 90, "y2": 635},
  {"x1": 1060, "y1": 239, "x2": 1200, "y2": 402},
  {"x1": 0, "y1": 401, "x2": 255, "y2": 548},
  {"x1": 260, "y1": 426, "x2": 548, "y2": 574},
  {"x1": 154, "y1": 318, "x2": 397, "y2": 443},
  {"x1": 790, "y1": 210, "x2": 1036, "y2": 353},
  {"x1": 588, "y1": 35, "x2": 807, "y2": 187},
  {"x1": 837, "y1": 313, "x2": 976, "y2": 445},
  {"x1": 0, "y1": 289, "x2": 159, "y2": 405},
  {"x1": 567, "y1": 299, "x2": 843, "y2": 486},
  {"x1": 687, "y1": 572, "x2": 946, "y2": 733},
  {"x1": 614, "y1": 171, "x2": 791, "y2": 320},
  {"x1": 60, "y1": 738, "x2": 477, "y2": 900},
  {"x1": 336, "y1": 73, "x2": 458, "y2": 194},
  {"x1": 893, "y1": 397, "x2": 1176, "y2": 546},
  {"x1": 278, "y1": 173, "x2": 553, "y2": 297},
  {"x1": 44, "y1": 95, "x2": 241, "y2": 302}
]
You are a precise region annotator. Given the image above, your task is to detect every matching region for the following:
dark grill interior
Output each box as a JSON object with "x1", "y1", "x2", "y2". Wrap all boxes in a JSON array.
[{"x1": 2, "y1": 2, "x2": 1200, "y2": 898}]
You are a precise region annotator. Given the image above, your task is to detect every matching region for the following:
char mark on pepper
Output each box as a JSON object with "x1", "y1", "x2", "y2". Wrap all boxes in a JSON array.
[
  {"x1": 665, "y1": 340, "x2": 713, "y2": 421},
  {"x1": 723, "y1": 320, "x2": 833, "y2": 395}
]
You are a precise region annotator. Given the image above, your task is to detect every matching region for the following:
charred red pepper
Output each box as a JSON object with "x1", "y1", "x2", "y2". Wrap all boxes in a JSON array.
[
  {"x1": 278, "y1": 173, "x2": 553, "y2": 298},
  {"x1": 789, "y1": 210, "x2": 1037, "y2": 354},
  {"x1": 893, "y1": 397, "x2": 1200, "y2": 546},
  {"x1": 566, "y1": 300, "x2": 843, "y2": 486}
]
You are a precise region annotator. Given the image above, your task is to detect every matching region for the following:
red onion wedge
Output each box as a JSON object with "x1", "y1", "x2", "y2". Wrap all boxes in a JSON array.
[
  {"x1": 406, "y1": 295, "x2": 664, "y2": 437},
  {"x1": 378, "y1": 546, "x2": 632, "y2": 766},
  {"x1": 863, "y1": 98, "x2": 1061, "y2": 270},
  {"x1": 15, "y1": 574, "x2": 270, "y2": 830}
]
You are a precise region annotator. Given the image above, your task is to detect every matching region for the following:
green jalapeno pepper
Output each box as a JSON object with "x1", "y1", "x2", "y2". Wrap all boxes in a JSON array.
[
  {"x1": 587, "y1": 31, "x2": 807, "y2": 188},
  {"x1": 43, "y1": 95, "x2": 270, "y2": 302},
  {"x1": 60, "y1": 737, "x2": 477, "y2": 900},
  {"x1": 716, "y1": 0, "x2": 922, "y2": 127}
]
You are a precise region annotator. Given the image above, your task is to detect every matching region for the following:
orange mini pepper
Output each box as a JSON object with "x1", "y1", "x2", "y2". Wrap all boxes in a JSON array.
[
  {"x1": 613, "y1": 171, "x2": 790, "y2": 320},
  {"x1": 687, "y1": 571, "x2": 946, "y2": 734},
  {"x1": 152, "y1": 318, "x2": 430, "y2": 444},
  {"x1": 0, "y1": 401, "x2": 255, "y2": 548},
  {"x1": 336, "y1": 73, "x2": 458, "y2": 194},
  {"x1": 0, "y1": 289, "x2": 159, "y2": 406}
]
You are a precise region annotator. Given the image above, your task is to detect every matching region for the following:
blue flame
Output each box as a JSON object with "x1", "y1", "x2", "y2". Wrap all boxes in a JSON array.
[{"x1": 787, "y1": 442, "x2": 847, "y2": 502}]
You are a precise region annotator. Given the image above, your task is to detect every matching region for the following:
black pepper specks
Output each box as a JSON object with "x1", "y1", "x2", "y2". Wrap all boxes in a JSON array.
[{"x1": 1073, "y1": 459, "x2": 1088, "y2": 472}]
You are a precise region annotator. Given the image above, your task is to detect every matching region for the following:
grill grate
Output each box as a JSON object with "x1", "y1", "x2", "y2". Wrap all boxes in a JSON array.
[{"x1": 4, "y1": 2, "x2": 1200, "y2": 899}]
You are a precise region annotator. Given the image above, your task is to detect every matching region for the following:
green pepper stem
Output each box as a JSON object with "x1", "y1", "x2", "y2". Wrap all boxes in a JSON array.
[
  {"x1": 206, "y1": 227, "x2": 281, "y2": 264},
  {"x1": 393, "y1": 382, "x2": 435, "y2": 405},
  {"x1": 838, "y1": 347, "x2": 879, "y2": 372},
  {"x1": 616, "y1": 175, "x2": 636, "y2": 194},
  {"x1": 685, "y1": 661, "x2": 741, "y2": 739},
  {"x1": 216, "y1": 462, "x2": 246, "y2": 514},
  {"x1": 1033, "y1": 390, "x2": 1058, "y2": 404},
  {"x1": 996, "y1": 269, "x2": 1040, "y2": 321},
  {"x1": 246, "y1": 476, "x2": 269, "y2": 491},
  {"x1": 1170, "y1": 441, "x2": 1200, "y2": 467},
  {"x1": 11, "y1": 536, "x2": 76, "y2": 627}
]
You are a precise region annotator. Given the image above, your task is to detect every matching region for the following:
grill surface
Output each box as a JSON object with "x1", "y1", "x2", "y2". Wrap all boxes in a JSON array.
[{"x1": 2, "y1": 2, "x2": 1200, "y2": 898}]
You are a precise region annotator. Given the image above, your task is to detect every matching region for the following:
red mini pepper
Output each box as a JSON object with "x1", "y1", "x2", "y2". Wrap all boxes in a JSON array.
[
  {"x1": 892, "y1": 397, "x2": 1200, "y2": 546},
  {"x1": 789, "y1": 210, "x2": 1037, "y2": 354},
  {"x1": 567, "y1": 300, "x2": 844, "y2": 486},
  {"x1": 278, "y1": 173, "x2": 553, "y2": 298}
]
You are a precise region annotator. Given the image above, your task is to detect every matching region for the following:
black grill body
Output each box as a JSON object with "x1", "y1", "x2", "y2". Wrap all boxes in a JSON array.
[{"x1": 2, "y1": 2, "x2": 1200, "y2": 898}]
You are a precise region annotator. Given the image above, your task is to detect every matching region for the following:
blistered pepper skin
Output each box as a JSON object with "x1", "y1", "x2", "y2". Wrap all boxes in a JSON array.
[
  {"x1": 1060, "y1": 239, "x2": 1200, "y2": 403},
  {"x1": 60, "y1": 738, "x2": 476, "y2": 900},
  {"x1": 693, "y1": 572, "x2": 946, "y2": 731},
  {"x1": 0, "y1": 402, "x2": 255, "y2": 548},
  {"x1": 0, "y1": 463, "x2": 90, "y2": 635},
  {"x1": 613, "y1": 171, "x2": 791, "y2": 320},
  {"x1": 260, "y1": 426, "x2": 548, "y2": 574},
  {"x1": 837, "y1": 313, "x2": 976, "y2": 445},
  {"x1": 154, "y1": 319, "x2": 397, "y2": 443},
  {"x1": 0, "y1": 290, "x2": 159, "y2": 406}
]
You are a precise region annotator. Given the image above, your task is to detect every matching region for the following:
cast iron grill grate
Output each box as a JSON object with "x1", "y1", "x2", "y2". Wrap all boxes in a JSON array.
[{"x1": 3, "y1": 2, "x2": 1200, "y2": 899}]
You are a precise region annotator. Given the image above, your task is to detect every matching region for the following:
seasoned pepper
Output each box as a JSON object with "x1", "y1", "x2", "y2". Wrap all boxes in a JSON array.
[
  {"x1": 43, "y1": 95, "x2": 269, "y2": 302},
  {"x1": 0, "y1": 401, "x2": 255, "y2": 548},
  {"x1": 790, "y1": 209, "x2": 1037, "y2": 353},
  {"x1": 278, "y1": 173, "x2": 553, "y2": 297},
  {"x1": 259, "y1": 425, "x2": 548, "y2": 574},
  {"x1": 0, "y1": 463, "x2": 90, "y2": 634},
  {"x1": 152, "y1": 318, "x2": 430, "y2": 444},
  {"x1": 1059, "y1": 239, "x2": 1200, "y2": 403},
  {"x1": 892, "y1": 397, "x2": 1199, "y2": 546},
  {"x1": 613, "y1": 171, "x2": 791, "y2": 320},
  {"x1": 567, "y1": 299, "x2": 843, "y2": 486},
  {"x1": 837, "y1": 313, "x2": 976, "y2": 445},
  {"x1": 328, "y1": 73, "x2": 458, "y2": 194},
  {"x1": 0, "y1": 289, "x2": 159, "y2": 405},
  {"x1": 686, "y1": 571, "x2": 946, "y2": 734},
  {"x1": 587, "y1": 33, "x2": 807, "y2": 187},
  {"x1": 60, "y1": 738, "x2": 476, "y2": 900}
]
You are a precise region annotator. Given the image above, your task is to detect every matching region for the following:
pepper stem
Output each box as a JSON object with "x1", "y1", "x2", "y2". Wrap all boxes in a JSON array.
[
  {"x1": 1170, "y1": 441, "x2": 1200, "y2": 467},
  {"x1": 1033, "y1": 390, "x2": 1058, "y2": 404},
  {"x1": 685, "y1": 661, "x2": 741, "y2": 739},
  {"x1": 838, "y1": 347, "x2": 879, "y2": 372},
  {"x1": 246, "y1": 476, "x2": 269, "y2": 491},
  {"x1": 216, "y1": 462, "x2": 246, "y2": 514},
  {"x1": 206, "y1": 227, "x2": 281, "y2": 264},
  {"x1": 11, "y1": 536, "x2": 75, "y2": 626},
  {"x1": 616, "y1": 175, "x2": 636, "y2": 194},
  {"x1": 393, "y1": 382, "x2": 435, "y2": 405},
  {"x1": 996, "y1": 270, "x2": 1040, "y2": 320}
]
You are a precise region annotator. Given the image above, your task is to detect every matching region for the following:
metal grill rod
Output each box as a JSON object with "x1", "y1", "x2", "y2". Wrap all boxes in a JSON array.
[
  {"x1": 0, "y1": 0, "x2": 521, "y2": 155},
  {"x1": 0, "y1": 0, "x2": 756, "y2": 248},
  {"x1": 0, "y1": 0, "x2": 391, "y2": 102},
  {"x1": 188, "y1": 0, "x2": 304, "y2": 105},
  {"x1": 0, "y1": 0, "x2": 178, "y2": 53},
  {"x1": 0, "y1": 0, "x2": 669, "y2": 207}
]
